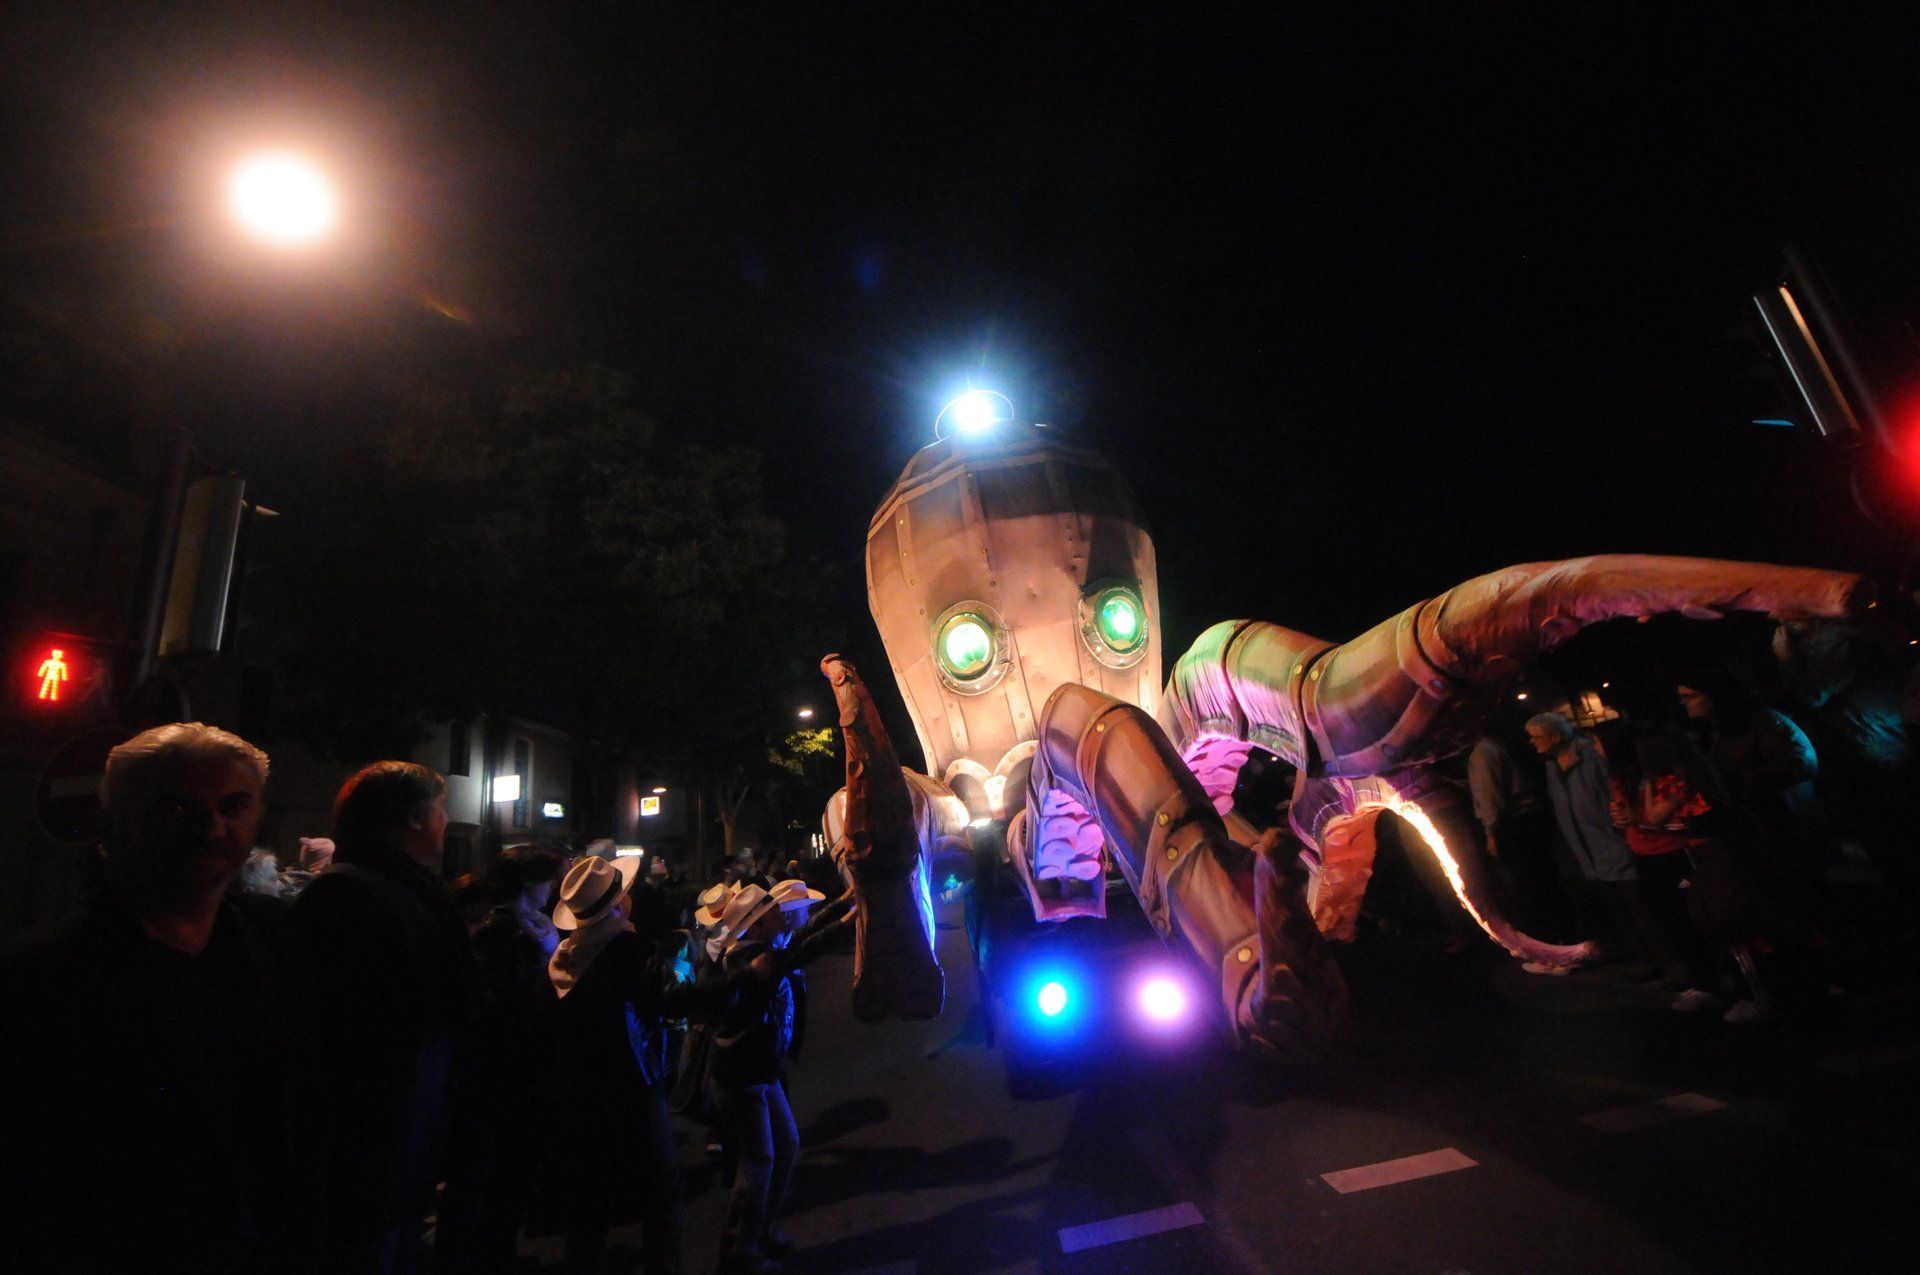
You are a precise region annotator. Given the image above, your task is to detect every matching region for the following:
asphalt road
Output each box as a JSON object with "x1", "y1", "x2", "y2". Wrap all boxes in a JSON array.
[{"x1": 547, "y1": 890, "x2": 1920, "y2": 1274}]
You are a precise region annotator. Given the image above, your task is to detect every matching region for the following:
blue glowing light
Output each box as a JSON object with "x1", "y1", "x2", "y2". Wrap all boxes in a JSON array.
[
  {"x1": 1036, "y1": 981, "x2": 1069, "y2": 1017},
  {"x1": 1752, "y1": 418, "x2": 1797, "y2": 428}
]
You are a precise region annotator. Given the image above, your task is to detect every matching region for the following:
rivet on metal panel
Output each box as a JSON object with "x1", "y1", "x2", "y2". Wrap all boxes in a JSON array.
[
  {"x1": 1237, "y1": 946, "x2": 1253, "y2": 964},
  {"x1": 1165, "y1": 847, "x2": 1179, "y2": 861},
  {"x1": 1292, "y1": 664, "x2": 1303, "y2": 679},
  {"x1": 1308, "y1": 666, "x2": 1322, "y2": 682},
  {"x1": 1094, "y1": 722, "x2": 1106, "y2": 733},
  {"x1": 1156, "y1": 812, "x2": 1171, "y2": 827}
]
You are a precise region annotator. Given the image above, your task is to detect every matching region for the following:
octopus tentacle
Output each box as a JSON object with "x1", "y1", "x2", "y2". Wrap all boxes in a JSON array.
[
  {"x1": 821, "y1": 654, "x2": 945, "y2": 1020},
  {"x1": 1031, "y1": 681, "x2": 1346, "y2": 1061},
  {"x1": 1156, "y1": 555, "x2": 1860, "y2": 964}
]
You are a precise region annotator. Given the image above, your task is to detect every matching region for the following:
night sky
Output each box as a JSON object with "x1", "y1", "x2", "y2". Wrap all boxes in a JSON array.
[{"x1": 6, "y1": 4, "x2": 1920, "y2": 700}]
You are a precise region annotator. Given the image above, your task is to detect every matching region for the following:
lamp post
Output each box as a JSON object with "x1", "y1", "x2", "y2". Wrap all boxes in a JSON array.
[{"x1": 130, "y1": 149, "x2": 344, "y2": 701}]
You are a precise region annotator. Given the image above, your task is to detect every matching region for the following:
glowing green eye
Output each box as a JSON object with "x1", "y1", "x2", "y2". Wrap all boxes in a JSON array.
[
  {"x1": 1099, "y1": 595, "x2": 1140, "y2": 647},
  {"x1": 938, "y1": 615, "x2": 994, "y2": 680},
  {"x1": 1092, "y1": 587, "x2": 1146, "y2": 654}
]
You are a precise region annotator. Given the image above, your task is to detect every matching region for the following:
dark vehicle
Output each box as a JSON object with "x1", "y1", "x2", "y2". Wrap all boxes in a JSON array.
[{"x1": 969, "y1": 854, "x2": 1222, "y2": 1098}]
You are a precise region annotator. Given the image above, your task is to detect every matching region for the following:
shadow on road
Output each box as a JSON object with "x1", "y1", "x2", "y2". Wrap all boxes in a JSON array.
[
  {"x1": 789, "y1": 1133, "x2": 1051, "y2": 1215},
  {"x1": 801, "y1": 1096, "x2": 892, "y2": 1146}
]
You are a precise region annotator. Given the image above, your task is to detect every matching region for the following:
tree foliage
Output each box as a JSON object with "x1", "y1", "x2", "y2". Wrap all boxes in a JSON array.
[{"x1": 273, "y1": 363, "x2": 826, "y2": 786}]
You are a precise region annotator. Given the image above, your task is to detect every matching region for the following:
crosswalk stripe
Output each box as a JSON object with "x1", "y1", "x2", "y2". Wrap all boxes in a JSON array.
[
  {"x1": 1579, "y1": 1092, "x2": 1727, "y2": 1133},
  {"x1": 1320, "y1": 1147, "x2": 1477, "y2": 1194},
  {"x1": 1058, "y1": 1201, "x2": 1206, "y2": 1253}
]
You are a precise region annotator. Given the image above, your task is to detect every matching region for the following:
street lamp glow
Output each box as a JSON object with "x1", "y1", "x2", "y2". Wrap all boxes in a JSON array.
[
  {"x1": 797, "y1": 707, "x2": 815, "y2": 719},
  {"x1": 227, "y1": 151, "x2": 339, "y2": 248}
]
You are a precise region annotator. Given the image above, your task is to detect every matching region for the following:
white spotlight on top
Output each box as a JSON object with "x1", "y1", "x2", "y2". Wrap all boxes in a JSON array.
[{"x1": 936, "y1": 389, "x2": 1014, "y2": 440}]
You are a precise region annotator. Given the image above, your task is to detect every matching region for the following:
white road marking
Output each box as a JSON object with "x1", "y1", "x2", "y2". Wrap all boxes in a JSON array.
[
  {"x1": 1818, "y1": 1040, "x2": 1920, "y2": 1076},
  {"x1": 1057, "y1": 1201, "x2": 1206, "y2": 1253},
  {"x1": 1320, "y1": 1147, "x2": 1477, "y2": 1194},
  {"x1": 1126, "y1": 1129, "x2": 1268, "y2": 1275},
  {"x1": 1579, "y1": 1091, "x2": 1727, "y2": 1133}
]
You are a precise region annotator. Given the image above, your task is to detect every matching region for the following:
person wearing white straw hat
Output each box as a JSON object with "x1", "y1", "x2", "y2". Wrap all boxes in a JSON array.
[
  {"x1": 706, "y1": 882, "x2": 853, "y2": 1273},
  {"x1": 667, "y1": 879, "x2": 746, "y2": 1160},
  {"x1": 693, "y1": 880, "x2": 740, "y2": 955},
  {"x1": 545, "y1": 853, "x2": 702, "y2": 1274}
]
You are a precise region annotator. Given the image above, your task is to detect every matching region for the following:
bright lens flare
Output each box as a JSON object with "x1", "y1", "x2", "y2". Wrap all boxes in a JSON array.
[
  {"x1": 1036, "y1": 981, "x2": 1069, "y2": 1017},
  {"x1": 949, "y1": 391, "x2": 1002, "y2": 435},
  {"x1": 227, "y1": 152, "x2": 339, "y2": 248},
  {"x1": 1138, "y1": 976, "x2": 1186, "y2": 1023}
]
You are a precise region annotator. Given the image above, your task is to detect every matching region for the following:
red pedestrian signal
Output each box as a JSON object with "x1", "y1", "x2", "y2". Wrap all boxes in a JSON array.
[
  {"x1": 13, "y1": 633, "x2": 110, "y2": 716},
  {"x1": 36, "y1": 647, "x2": 71, "y2": 702}
]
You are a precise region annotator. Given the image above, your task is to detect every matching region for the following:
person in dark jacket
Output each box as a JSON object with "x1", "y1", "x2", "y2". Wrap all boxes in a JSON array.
[
  {"x1": 1678, "y1": 671, "x2": 1837, "y2": 872},
  {"x1": 629, "y1": 852, "x2": 679, "y2": 935},
  {"x1": 3, "y1": 722, "x2": 330, "y2": 1273},
  {"x1": 547, "y1": 853, "x2": 711, "y2": 1274},
  {"x1": 438, "y1": 845, "x2": 564, "y2": 1272},
  {"x1": 295, "y1": 762, "x2": 475, "y2": 1274},
  {"x1": 708, "y1": 881, "x2": 853, "y2": 1274}
]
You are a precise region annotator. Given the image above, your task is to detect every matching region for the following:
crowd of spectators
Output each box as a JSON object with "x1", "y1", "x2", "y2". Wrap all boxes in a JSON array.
[
  {"x1": 2, "y1": 723, "x2": 851, "y2": 1274},
  {"x1": 3, "y1": 617, "x2": 1912, "y2": 1271},
  {"x1": 1460, "y1": 618, "x2": 1918, "y2": 1023}
]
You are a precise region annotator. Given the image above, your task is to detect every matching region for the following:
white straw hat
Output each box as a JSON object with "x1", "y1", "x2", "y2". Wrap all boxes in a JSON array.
[
  {"x1": 552, "y1": 854, "x2": 641, "y2": 930},
  {"x1": 713, "y1": 884, "x2": 777, "y2": 951},
  {"x1": 769, "y1": 878, "x2": 826, "y2": 911},
  {"x1": 694, "y1": 881, "x2": 739, "y2": 928}
]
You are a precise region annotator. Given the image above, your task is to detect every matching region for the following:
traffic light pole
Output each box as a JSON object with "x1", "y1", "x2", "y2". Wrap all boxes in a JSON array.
[{"x1": 131, "y1": 425, "x2": 192, "y2": 691}]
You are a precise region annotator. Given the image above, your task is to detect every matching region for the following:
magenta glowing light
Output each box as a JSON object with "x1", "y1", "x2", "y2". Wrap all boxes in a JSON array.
[{"x1": 1138, "y1": 975, "x2": 1187, "y2": 1023}]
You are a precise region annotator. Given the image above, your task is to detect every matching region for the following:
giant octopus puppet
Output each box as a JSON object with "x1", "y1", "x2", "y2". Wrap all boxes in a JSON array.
[{"x1": 819, "y1": 414, "x2": 1869, "y2": 1062}]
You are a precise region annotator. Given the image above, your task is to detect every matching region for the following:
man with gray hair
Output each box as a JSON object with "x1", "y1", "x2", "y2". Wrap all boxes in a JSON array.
[{"x1": 4, "y1": 722, "x2": 329, "y2": 1271}]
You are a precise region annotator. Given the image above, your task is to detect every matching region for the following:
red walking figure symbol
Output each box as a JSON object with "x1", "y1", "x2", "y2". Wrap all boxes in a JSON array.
[{"x1": 37, "y1": 648, "x2": 68, "y2": 702}]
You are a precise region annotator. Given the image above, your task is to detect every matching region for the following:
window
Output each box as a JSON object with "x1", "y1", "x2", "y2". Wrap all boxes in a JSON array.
[
  {"x1": 447, "y1": 719, "x2": 470, "y2": 776},
  {"x1": 510, "y1": 737, "x2": 531, "y2": 829}
]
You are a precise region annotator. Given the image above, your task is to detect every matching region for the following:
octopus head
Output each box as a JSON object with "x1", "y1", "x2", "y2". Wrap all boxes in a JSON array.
[{"x1": 866, "y1": 421, "x2": 1163, "y2": 820}]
